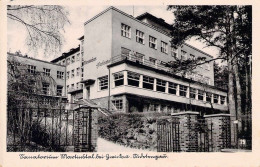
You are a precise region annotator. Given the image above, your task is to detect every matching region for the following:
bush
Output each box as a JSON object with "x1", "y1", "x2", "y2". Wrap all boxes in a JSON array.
[{"x1": 98, "y1": 112, "x2": 166, "y2": 151}]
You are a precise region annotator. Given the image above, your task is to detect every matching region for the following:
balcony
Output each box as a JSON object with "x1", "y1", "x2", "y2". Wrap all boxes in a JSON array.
[{"x1": 110, "y1": 54, "x2": 173, "y2": 74}]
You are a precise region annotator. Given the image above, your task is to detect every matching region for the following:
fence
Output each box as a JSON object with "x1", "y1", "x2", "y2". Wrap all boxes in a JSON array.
[{"x1": 7, "y1": 99, "x2": 97, "y2": 152}]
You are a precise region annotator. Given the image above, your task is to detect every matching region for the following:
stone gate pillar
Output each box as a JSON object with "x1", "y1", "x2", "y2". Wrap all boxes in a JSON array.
[
  {"x1": 171, "y1": 112, "x2": 199, "y2": 152},
  {"x1": 204, "y1": 114, "x2": 231, "y2": 152},
  {"x1": 73, "y1": 106, "x2": 98, "y2": 152}
]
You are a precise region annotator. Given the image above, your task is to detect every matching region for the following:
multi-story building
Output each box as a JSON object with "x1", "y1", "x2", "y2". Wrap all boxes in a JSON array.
[
  {"x1": 8, "y1": 52, "x2": 66, "y2": 98},
  {"x1": 51, "y1": 36, "x2": 85, "y2": 103},
  {"x1": 51, "y1": 6, "x2": 227, "y2": 114}
]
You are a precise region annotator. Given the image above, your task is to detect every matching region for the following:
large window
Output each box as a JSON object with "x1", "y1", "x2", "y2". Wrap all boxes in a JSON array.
[
  {"x1": 179, "y1": 85, "x2": 187, "y2": 97},
  {"x1": 112, "y1": 99, "x2": 123, "y2": 110},
  {"x1": 27, "y1": 65, "x2": 36, "y2": 74},
  {"x1": 121, "y1": 23, "x2": 131, "y2": 38},
  {"x1": 198, "y1": 90, "x2": 204, "y2": 101},
  {"x1": 214, "y1": 94, "x2": 219, "y2": 104},
  {"x1": 190, "y1": 88, "x2": 197, "y2": 99},
  {"x1": 43, "y1": 68, "x2": 51, "y2": 76},
  {"x1": 161, "y1": 41, "x2": 168, "y2": 53},
  {"x1": 206, "y1": 92, "x2": 212, "y2": 102},
  {"x1": 156, "y1": 79, "x2": 166, "y2": 92},
  {"x1": 57, "y1": 71, "x2": 64, "y2": 79},
  {"x1": 114, "y1": 72, "x2": 124, "y2": 87},
  {"x1": 127, "y1": 72, "x2": 140, "y2": 87},
  {"x1": 136, "y1": 30, "x2": 144, "y2": 44},
  {"x1": 168, "y1": 82, "x2": 177, "y2": 95},
  {"x1": 98, "y1": 76, "x2": 108, "y2": 90},
  {"x1": 57, "y1": 85, "x2": 63, "y2": 96},
  {"x1": 143, "y1": 75, "x2": 154, "y2": 90},
  {"x1": 42, "y1": 83, "x2": 50, "y2": 95},
  {"x1": 149, "y1": 36, "x2": 157, "y2": 49}
]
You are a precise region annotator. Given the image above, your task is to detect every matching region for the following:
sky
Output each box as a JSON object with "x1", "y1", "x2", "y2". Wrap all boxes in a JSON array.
[{"x1": 7, "y1": 5, "x2": 219, "y2": 62}]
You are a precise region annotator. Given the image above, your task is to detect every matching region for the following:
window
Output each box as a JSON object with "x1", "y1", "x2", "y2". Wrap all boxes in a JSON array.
[
  {"x1": 198, "y1": 90, "x2": 204, "y2": 101},
  {"x1": 76, "y1": 67, "x2": 80, "y2": 76},
  {"x1": 127, "y1": 72, "x2": 140, "y2": 87},
  {"x1": 112, "y1": 99, "x2": 123, "y2": 110},
  {"x1": 121, "y1": 47, "x2": 131, "y2": 57},
  {"x1": 66, "y1": 58, "x2": 70, "y2": 65},
  {"x1": 76, "y1": 53, "x2": 80, "y2": 61},
  {"x1": 161, "y1": 41, "x2": 168, "y2": 53},
  {"x1": 206, "y1": 92, "x2": 212, "y2": 102},
  {"x1": 98, "y1": 76, "x2": 108, "y2": 90},
  {"x1": 190, "y1": 88, "x2": 197, "y2": 99},
  {"x1": 67, "y1": 85, "x2": 69, "y2": 93},
  {"x1": 27, "y1": 65, "x2": 36, "y2": 74},
  {"x1": 214, "y1": 94, "x2": 219, "y2": 104},
  {"x1": 220, "y1": 96, "x2": 226, "y2": 105},
  {"x1": 76, "y1": 82, "x2": 79, "y2": 89},
  {"x1": 171, "y1": 47, "x2": 177, "y2": 57},
  {"x1": 143, "y1": 75, "x2": 154, "y2": 90},
  {"x1": 71, "y1": 69, "x2": 75, "y2": 78},
  {"x1": 57, "y1": 71, "x2": 64, "y2": 79},
  {"x1": 136, "y1": 52, "x2": 144, "y2": 64},
  {"x1": 57, "y1": 85, "x2": 63, "y2": 96},
  {"x1": 114, "y1": 72, "x2": 124, "y2": 87},
  {"x1": 179, "y1": 85, "x2": 187, "y2": 97},
  {"x1": 43, "y1": 68, "x2": 51, "y2": 76},
  {"x1": 71, "y1": 84, "x2": 74, "y2": 89},
  {"x1": 71, "y1": 56, "x2": 75, "y2": 63},
  {"x1": 149, "y1": 57, "x2": 157, "y2": 66},
  {"x1": 181, "y1": 50, "x2": 187, "y2": 60},
  {"x1": 156, "y1": 79, "x2": 166, "y2": 92},
  {"x1": 136, "y1": 30, "x2": 144, "y2": 44},
  {"x1": 190, "y1": 54, "x2": 195, "y2": 60},
  {"x1": 149, "y1": 36, "x2": 157, "y2": 49},
  {"x1": 121, "y1": 23, "x2": 131, "y2": 38},
  {"x1": 62, "y1": 60, "x2": 65, "y2": 65},
  {"x1": 67, "y1": 71, "x2": 70, "y2": 79},
  {"x1": 168, "y1": 82, "x2": 177, "y2": 95},
  {"x1": 42, "y1": 83, "x2": 50, "y2": 95}
]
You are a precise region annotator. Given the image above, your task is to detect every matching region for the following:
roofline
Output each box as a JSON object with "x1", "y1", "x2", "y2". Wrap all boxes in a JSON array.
[
  {"x1": 51, "y1": 46, "x2": 80, "y2": 63},
  {"x1": 8, "y1": 52, "x2": 66, "y2": 67},
  {"x1": 183, "y1": 43, "x2": 214, "y2": 58},
  {"x1": 84, "y1": 6, "x2": 215, "y2": 59}
]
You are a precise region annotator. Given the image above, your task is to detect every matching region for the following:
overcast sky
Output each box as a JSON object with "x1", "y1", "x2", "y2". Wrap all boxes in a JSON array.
[{"x1": 7, "y1": 5, "x2": 219, "y2": 62}]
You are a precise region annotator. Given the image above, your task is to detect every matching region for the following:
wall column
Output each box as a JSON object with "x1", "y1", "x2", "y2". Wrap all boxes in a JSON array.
[
  {"x1": 123, "y1": 71, "x2": 128, "y2": 85},
  {"x1": 139, "y1": 75, "x2": 143, "y2": 88},
  {"x1": 153, "y1": 78, "x2": 157, "y2": 91}
]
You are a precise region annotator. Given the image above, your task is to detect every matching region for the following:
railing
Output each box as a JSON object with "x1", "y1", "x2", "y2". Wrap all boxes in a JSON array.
[{"x1": 111, "y1": 54, "x2": 174, "y2": 74}]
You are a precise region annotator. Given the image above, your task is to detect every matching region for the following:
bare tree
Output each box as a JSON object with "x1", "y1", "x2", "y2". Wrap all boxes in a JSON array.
[{"x1": 7, "y1": 5, "x2": 70, "y2": 57}]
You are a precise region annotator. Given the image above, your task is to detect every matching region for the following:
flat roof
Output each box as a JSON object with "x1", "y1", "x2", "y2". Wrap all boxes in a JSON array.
[
  {"x1": 51, "y1": 46, "x2": 80, "y2": 63},
  {"x1": 8, "y1": 52, "x2": 66, "y2": 67}
]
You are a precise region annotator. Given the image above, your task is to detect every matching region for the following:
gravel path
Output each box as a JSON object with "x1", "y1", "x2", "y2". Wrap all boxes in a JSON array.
[{"x1": 97, "y1": 138, "x2": 152, "y2": 152}]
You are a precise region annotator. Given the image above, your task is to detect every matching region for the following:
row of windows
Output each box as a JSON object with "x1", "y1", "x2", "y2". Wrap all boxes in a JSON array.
[
  {"x1": 60, "y1": 53, "x2": 81, "y2": 66},
  {"x1": 27, "y1": 65, "x2": 64, "y2": 79},
  {"x1": 121, "y1": 23, "x2": 169, "y2": 54},
  {"x1": 66, "y1": 67, "x2": 81, "y2": 79},
  {"x1": 37, "y1": 83, "x2": 63, "y2": 96},
  {"x1": 121, "y1": 23, "x2": 211, "y2": 71},
  {"x1": 66, "y1": 82, "x2": 83, "y2": 92},
  {"x1": 97, "y1": 71, "x2": 226, "y2": 105}
]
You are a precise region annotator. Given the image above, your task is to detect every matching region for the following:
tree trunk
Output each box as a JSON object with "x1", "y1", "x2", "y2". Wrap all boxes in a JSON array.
[{"x1": 233, "y1": 56, "x2": 242, "y2": 137}]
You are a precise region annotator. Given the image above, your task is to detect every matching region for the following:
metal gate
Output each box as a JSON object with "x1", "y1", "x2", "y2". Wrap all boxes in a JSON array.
[
  {"x1": 197, "y1": 119, "x2": 213, "y2": 152},
  {"x1": 157, "y1": 119, "x2": 180, "y2": 152}
]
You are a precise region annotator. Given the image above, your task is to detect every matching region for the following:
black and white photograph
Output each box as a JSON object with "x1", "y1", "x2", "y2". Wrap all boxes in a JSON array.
[{"x1": 5, "y1": 5, "x2": 252, "y2": 154}]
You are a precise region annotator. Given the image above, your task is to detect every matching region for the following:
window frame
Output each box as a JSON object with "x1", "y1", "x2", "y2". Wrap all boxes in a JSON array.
[
  {"x1": 127, "y1": 71, "x2": 140, "y2": 87},
  {"x1": 98, "y1": 75, "x2": 108, "y2": 90},
  {"x1": 136, "y1": 30, "x2": 144, "y2": 44},
  {"x1": 161, "y1": 41, "x2": 168, "y2": 54},
  {"x1": 112, "y1": 99, "x2": 123, "y2": 110},
  {"x1": 113, "y1": 72, "x2": 124, "y2": 87},
  {"x1": 179, "y1": 85, "x2": 187, "y2": 97},
  {"x1": 168, "y1": 82, "x2": 177, "y2": 95},
  {"x1": 121, "y1": 23, "x2": 131, "y2": 38},
  {"x1": 149, "y1": 36, "x2": 157, "y2": 49},
  {"x1": 43, "y1": 68, "x2": 51, "y2": 76},
  {"x1": 143, "y1": 75, "x2": 154, "y2": 90}
]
